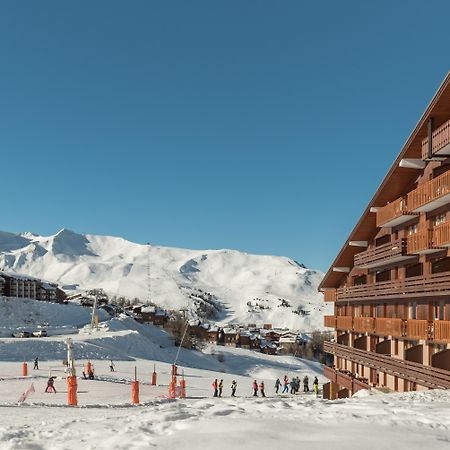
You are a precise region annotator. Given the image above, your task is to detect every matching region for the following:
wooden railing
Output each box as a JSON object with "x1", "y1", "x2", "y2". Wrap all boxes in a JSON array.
[
  {"x1": 374, "y1": 318, "x2": 403, "y2": 337},
  {"x1": 336, "y1": 316, "x2": 353, "y2": 330},
  {"x1": 407, "y1": 229, "x2": 435, "y2": 253},
  {"x1": 353, "y1": 316, "x2": 375, "y2": 333},
  {"x1": 376, "y1": 197, "x2": 411, "y2": 227},
  {"x1": 323, "y1": 366, "x2": 369, "y2": 394},
  {"x1": 434, "y1": 321, "x2": 450, "y2": 342},
  {"x1": 422, "y1": 119, "x2": 450, "y2": 159},
  {"x1": 324, "y1": 315, "x2": 336, "y2": 328},
  {"x1": 433, "y1": 221, "x2": 450, "y2": 247},
  {"x1": 406, "y1": 319, "x2": 429, "y2": 340},
  {"x1": 336, "y1": 271, "x2": 450, "y2": 301},
  {"x1": 354, "y1": 238, "x2": 407, "y2": 268},
  {"x1": 324, "y1": 342, "x2": 450, "y2": 389},
  {"x1": 407, "y1": 170, "x2": 450, "y2": 211},
  {"x1": 326, "y1": 316, "x2": 450, "y2": 342},
  {"x1": 323, "y1": 290, "x2": 337, "y2": 302}
]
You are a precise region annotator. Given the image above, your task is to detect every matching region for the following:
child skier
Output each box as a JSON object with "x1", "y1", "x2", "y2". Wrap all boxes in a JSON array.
[
  {"x1": 303, "y1": 375, "x2": 309, "y2": 392},
  {"x1": 33, "y1": 357, "x2": 39, "y2": 370},
  {"x1": 45, "y1": 377, "x2": 56, "y2": 393},
  {"x1": 231, "y1": 380, "x2": 237, "y2": 397},
  {"x1": 212, "y1": 379, "x2": 218, "y2": 397},
  {"x1": 282, "y1": 376, "x2": 289, "y2": 393},
  {"x1": 252, "y1": 380, "x2": 258, "y2": 396},
  {"x1": 259, "y1": 381, "x2": 265, "y2": 397},
  {"x1": 218, "y1": 379, "x2": 224, "y2": 397},
  {"x1": 275, "y1": 378, "x2": 281, "y2": 394},
  {"x1": 313, "y1": 376, "x2": 319, "y2": 395}
]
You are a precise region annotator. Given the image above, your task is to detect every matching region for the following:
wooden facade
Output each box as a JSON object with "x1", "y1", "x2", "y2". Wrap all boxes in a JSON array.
[{"x1": 320, "y1": 73, "x2": 450, "y2": 398}]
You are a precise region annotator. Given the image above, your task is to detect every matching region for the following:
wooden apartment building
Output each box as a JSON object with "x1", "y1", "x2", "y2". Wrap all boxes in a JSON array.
[{"x1": 320, "y1": 73, "x2": 450, "y2": 398}]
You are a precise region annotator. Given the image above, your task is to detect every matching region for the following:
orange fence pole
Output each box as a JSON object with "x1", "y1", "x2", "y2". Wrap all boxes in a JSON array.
[
  {"x1": 131, "y1": 380, "x2": 140, "y2": 404},
  {"x1": 22, "y1": 362, "x2": 28, "y2": 377},
  {"x1": 169, "y1": 380, "x2": 176, "y2": 399},
  {"x1": 152, "y1": 364, "x2": 157, "y2": 386},
  {"x1": 180, "y1": 371, "x2": 186, "y2": 399},
  {"x1": 67, "y1": 375, "x2": 78, "y2": 406}
]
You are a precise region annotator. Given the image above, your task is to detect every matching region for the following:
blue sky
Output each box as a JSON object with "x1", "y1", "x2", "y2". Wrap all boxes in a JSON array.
[{"x1": 1, "y1": 1, "x2": 449, "y2": 271}]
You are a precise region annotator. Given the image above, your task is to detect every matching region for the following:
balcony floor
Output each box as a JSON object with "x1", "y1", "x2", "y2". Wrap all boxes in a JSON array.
[
  {"x1": 357, "y1": 254, "x2": 416, "y2": 270},
  {"x1": 412, "y1": 192, "x2": 450, "y2": 213},
  {"x1": 379, "y1": 214, "x2": 418, "y2": 228}
]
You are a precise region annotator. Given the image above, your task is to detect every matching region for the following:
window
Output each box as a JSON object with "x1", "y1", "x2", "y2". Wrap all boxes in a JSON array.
[
  {"x1": 408, "y1": 224, "x2": 418, "y2": 235},
  {"x1": 432, "y1": 257, "x2": 450, "y2": 274},
  {"x1": 433, "y1": 213, "x2": 445, "y2": 226}
]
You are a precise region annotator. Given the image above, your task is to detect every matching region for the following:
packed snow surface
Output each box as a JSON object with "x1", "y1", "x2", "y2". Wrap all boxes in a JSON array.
[
  {"x1": 0, "y1": 229, "x2": 327, "y2": 330},
  {"x1": 0, "y1": 359, "x2": 449, "y2": 450}
]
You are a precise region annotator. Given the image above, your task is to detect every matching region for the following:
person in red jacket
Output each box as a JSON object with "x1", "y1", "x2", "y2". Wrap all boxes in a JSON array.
[
  {"x1": 252, "y1": 380, "x2": 258, "y2": 396},
  {"x1": 259, "y1": 381, "x2": 265, "y2": 397},
  {"x1": 212, "y1": 379, "x2": 218, "y2": 397}
]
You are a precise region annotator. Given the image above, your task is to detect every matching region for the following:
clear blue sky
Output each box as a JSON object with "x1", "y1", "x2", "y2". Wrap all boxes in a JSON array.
[{"x1": 1, "y1": 1, "x2": 449, "y2": 271}]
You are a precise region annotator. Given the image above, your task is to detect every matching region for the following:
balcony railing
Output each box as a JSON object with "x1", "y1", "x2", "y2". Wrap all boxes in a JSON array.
[
  {"x1": 354, "y1": 238, "x2": 411, "y2": 269},
  {"x1": 422, "y1": 119, "x2": 450, "y2": 159},
  {"x1": 407, "y1": 229, "x2": 439, "y2": 254},
  {"x1": 336, "y1": 316, "x2": 353, "y2": 330},
  {"x1": 407, "y1": 170, "x2": 450, "y2": 213},
  {"x1": 324, "y1": 342, "x2": 450, "y2": 389},
  {"x1": 336, "y1": 271, "x2": 450, "y2": 302},
  {"x1": 353, "y1": 316, "x2": 375, "y2": 334},
  {"x1": 376, "y1": 197, "x2": 417, "y2": 228},
  {"x1": 434, "y1": 320, "x2": 450, "y2": 342},
  {"x1": 324, "y1": 315, "x2": 336, "y2": 328},
  {"x1": 374, "y1": 318, "x2": 403, "y2": 337},
  {"x1": 323, "y1": 290, "x2": 337, "y2": 302},
  {"x1": 433, "y1": 221, "x2": 450, "y2": 247},
  {"x1": 323, "y1": 365, "x2": 337, "y2": 383},
  {"x1": 326, "y1": 316, "x2": 449, "y2": 342},
  {"x1": 406, "y1": 319, "x2": 430, "y2": 340}
]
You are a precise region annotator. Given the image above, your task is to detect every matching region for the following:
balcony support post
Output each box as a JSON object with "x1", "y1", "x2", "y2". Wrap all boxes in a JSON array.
[{"x1": 428, "y1": 117, "x2": 434, "y2": 160}]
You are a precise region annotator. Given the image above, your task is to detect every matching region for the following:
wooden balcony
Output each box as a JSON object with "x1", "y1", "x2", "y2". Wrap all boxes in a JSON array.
[
  {"x1": 353, "y1": 316, "x2": 375, "y2": 334},
  {"x1": 336, "y1": 316, "x2": 353, "y2": 330},
  {"x1": 324, "y1": 315, "x2": 336, "y2": 328},
  {"x1": 434, "y1": 320, "x2": 450, "y2": 342},
  {"x1": 323, "y1": 365, "x2": 369, "y2": 395},
  {"x1": 422, "y1": 118, "x2": 450, "y2": 159},
  {"x1": 407, "y1": 229, "x2": 441, "y2": 255},
  {"x1": 408, "y1": 170, "x2": 450, "y2": 213},
  {"x1": 406, "y1": 319, "x2": 430, "y2": 340},
  {"x1": 336, "y1": 371, "x2": 353, "y2": 390},
  {"x1": 324, "y1": 342, "x2": 450, "y2": 389},
  {"x1": 336, "y1": 271, "x2": 450, "y2": 302},
  {"x1": 376, "y1": 197, "x2": 418, "y2": 228},
  {"x1": 433, "y1": 221, "x2": 450, "y2": 247},
  {"x1": 374, "y1": 317, "x2": 403, "y2": 337},
  {"x1": 354, "y1": 238, "x2": 415, "y2": 269},
  {"x1": 323, "y1": 289, "x2": 337, "y2": 302}
]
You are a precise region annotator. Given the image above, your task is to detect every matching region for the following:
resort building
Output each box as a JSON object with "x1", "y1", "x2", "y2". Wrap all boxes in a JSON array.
[{"x1": 320, "y1": 73, "x2": 450, "y2": 398}]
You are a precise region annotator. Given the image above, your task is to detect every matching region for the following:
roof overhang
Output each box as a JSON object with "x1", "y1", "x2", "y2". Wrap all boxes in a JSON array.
[{"x1": 319, "y1": 72, "x2": 450, "y2": 290}]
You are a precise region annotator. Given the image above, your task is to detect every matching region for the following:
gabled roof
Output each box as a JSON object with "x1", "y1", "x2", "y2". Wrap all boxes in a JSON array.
[{"x1": 319, "y1": 72, "x2": 450, "y2": 290}]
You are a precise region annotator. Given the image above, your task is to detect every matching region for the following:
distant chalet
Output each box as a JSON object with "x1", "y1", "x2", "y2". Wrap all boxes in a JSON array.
[
  {"x1": 320, "y1": 72, "x2": 450, "y2": 398},
  {"x1": 0, "y1": 271, "x2": 66, "y2": 303}
]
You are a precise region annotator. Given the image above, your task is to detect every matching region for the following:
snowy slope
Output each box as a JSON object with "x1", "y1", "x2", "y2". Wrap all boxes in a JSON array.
[{"x1": 0, "y1": 229, "x2": 326, "y2": 330}]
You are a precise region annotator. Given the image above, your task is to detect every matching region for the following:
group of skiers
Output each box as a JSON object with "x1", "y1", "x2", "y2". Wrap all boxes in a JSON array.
[{"x1": 213, "y1": 374, "x2": 319, "y2": 398}]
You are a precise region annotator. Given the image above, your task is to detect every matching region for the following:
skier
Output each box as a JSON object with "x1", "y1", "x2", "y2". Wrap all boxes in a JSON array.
[
  {"x1": 282, "y1": 376, "x2": 289, "y2": 394},
  {"x1": 218, "y1": 379, "x2": 224, "y2": 397},
  {"x1": 33, "y1": 357, "x2": 39, "y2": 370},
  {"x1": 231, "y1": 380, "x2": 237, "y2": 397},
  {"x1": 313, "y1": 376, "x2": 319, "y2": 395},
  {"x1": 45, "y1": 377, "x2": 56, "y2": 393},
  {"x1": 212, "y1": 379, "x2": 218, "y2": 397},
  {"x1": 252, "y1": 380, "x2": 258, "y2": 397},
  {"x1": 259, "y1": 381, "x2": 265, "y2": 398},
  {"x1": 275, "y1": 378, "x2": 281, "y2": 394},
  {"x1": 110, "y1": 360, "x2": 115, "y2": 372},
  {"x1": 303, "y1": 375, "x2": 309, "y2": 393}
]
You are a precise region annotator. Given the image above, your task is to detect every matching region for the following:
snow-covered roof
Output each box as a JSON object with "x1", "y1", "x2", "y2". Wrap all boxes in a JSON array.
[{"x1": 142, "y1": 306, "x2": 156, "y2": 313}]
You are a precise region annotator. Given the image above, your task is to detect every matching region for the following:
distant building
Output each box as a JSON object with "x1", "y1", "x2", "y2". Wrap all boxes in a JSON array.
[{"x1": 0, "y1": 271, "x2": 66, "y2": 302}]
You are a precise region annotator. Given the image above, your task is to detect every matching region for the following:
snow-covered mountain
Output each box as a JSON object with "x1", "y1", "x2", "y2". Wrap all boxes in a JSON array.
[{"x1": 0, "y1": 229, "x2": 326, "y2": 330}]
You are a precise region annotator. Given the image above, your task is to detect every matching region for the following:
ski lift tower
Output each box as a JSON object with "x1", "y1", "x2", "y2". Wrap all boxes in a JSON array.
[{"x1": 90, "y1": 293, "x2": 99, "y2": 331}]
